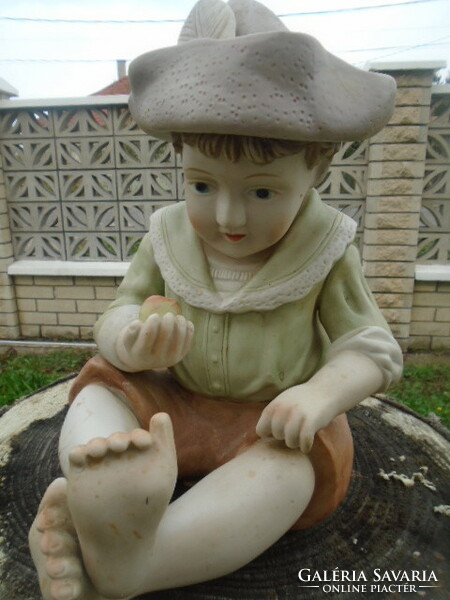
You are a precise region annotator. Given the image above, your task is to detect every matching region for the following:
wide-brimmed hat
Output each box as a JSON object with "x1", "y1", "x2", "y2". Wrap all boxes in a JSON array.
[{"x1": 128, "y1": 0, "x2": 396, "y2": 142}]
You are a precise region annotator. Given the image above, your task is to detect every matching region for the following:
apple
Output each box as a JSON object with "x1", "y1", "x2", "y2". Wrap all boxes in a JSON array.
[{"x1": 139, "y1": 295, "x2": 181, "y2": 322}]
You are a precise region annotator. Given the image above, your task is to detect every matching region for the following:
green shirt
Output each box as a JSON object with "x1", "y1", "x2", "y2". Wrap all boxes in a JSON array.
[{"x1": 95, "y1": 190, "x2": 390, "y2": 402}]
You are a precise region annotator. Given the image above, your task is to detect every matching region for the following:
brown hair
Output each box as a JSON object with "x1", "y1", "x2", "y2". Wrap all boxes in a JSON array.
[{"x1": 172, "y1": 132, "x2": 340, "y2": 180}]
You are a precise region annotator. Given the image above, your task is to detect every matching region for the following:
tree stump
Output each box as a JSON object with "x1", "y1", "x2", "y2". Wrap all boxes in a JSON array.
[{"x1": 0, "y1": 379, "x2": 449, "y2": 600}]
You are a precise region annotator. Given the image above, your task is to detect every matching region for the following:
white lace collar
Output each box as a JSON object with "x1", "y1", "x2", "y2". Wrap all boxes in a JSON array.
[{"x1": 150, "y1": 190, "x2": 356, "y2": 313}]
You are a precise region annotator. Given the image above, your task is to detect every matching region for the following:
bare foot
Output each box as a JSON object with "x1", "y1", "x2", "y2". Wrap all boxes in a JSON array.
[
  {"x1": 29, "y1": 478, "x2": 105, "y2": 600},
  {"x1": 66, "y1": 413, "x2": 177, "y2": 599}
]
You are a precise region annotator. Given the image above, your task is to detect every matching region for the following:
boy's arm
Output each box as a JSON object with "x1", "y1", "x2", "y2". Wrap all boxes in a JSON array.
[
  {"x1": 94, "y1": 232, "x2": 193, "y2": 371},
  {"x1": 113, "y1": 312, "x2": 194, "y2": 372},
  {"x1": 317, "y1": 244, "x2": 403, "y2": 390},
  {"x1": 257, "y1": 245, "x2": 402, "y2": 452},
  {"x1": 256, "y1": 349, "x2": 383, "y2": 453}
]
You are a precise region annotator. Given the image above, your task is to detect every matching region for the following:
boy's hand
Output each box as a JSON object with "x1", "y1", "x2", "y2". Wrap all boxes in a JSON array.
[
  {"x1": 115, "y1": 312, "x2": 194, "y2": 372},
  {"x1": 256, "y1": 385, "x2": 335, "y2": 454}
]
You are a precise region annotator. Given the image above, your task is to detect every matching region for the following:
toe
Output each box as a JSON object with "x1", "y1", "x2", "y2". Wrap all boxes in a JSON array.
[
  {"x1": 38, "y1": 478, "x2": 69, "y2": 508},
  {"x1": 36, "y1": 505, "x2": 71, "y2": 533},
  {"x1": 36, "y1": 507, "x2": 57, "y2": 532},
  {"x1": 36, "y1": 478, "x2": 69, "y2": 525},
  {"x1": 149, "y1": 412, "x2": 174, "y2": 447},
  {"x1": 130, "y1": 428, "x2": 152, "y2": 450},
  {"x1": 50, "y1": 579, "x2": 80, "y2": 600},
  {"x1": 45, "y1": 556, "x2": 69, "y2": 579},
  {"x1": 40, "y1": 529, "x2": 78, "y2": 557},
  {"x1": 108, "y1": 431, "x2": 131, "y2": 453},
  {"x1": 86, "y1": 437, "x2": 109, "y2": 459},
  {"x1": 46, "y1": 555, "x2": 82, "y2": 580},
  {"x1": 68, "y1": 446, "x2": 87, "y2": 469}
]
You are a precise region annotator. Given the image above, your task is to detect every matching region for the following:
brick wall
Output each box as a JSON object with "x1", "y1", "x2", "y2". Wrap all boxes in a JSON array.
[
  {"x1": 410, "y1": 281, "x2": 450, "y2": 350},
  {"x1": 0, "y1": 160, "x2": 20, "y2": 338},
  {"x1": 364, "y1": 67, "x2": 436, "y2": 349},
  {"x1": 0, "y1": 64, "x2": 448, "y2": 351},
  {"x1": 10, "y1": 276, "x2": 450, "y2": 349},
  {"x1": 13, "y1": 275, "x2": 120, "y2": 340}
]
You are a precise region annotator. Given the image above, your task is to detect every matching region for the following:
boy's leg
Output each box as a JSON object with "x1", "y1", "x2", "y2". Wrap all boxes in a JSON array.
[
  {"x1": 31, "y1": 379, "x2": 315, "y2": 598},
  {"x1": 58, "y1": 382, "x2": 142, "y2": 475},
  {"x1": 30, "y1": 383, "x2": 177, "y2": 600},
  {"x1": 29, "y1": 478, "x2": 108, "y2": 600},
  {"x1": 136, "y1": 437, "x2": 315, "y2": 593}
]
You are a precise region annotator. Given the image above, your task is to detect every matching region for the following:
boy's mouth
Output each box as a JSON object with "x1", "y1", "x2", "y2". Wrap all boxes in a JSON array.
[{"x1": 225, "y1": 234, "x2": 246, "y2": 242}]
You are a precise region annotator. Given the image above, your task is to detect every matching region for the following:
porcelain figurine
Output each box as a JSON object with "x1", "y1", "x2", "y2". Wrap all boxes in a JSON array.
[{"x1": 29, "y1": 1, "x2": 403, "y2": 599}]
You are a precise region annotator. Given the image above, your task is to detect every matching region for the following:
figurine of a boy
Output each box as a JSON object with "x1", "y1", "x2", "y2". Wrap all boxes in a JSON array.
[{"x1": 29, "y1": 1, "x2": 402, "y2": 599}]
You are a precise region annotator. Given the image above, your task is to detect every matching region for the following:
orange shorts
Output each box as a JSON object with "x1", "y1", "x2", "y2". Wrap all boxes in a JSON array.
[{"x1": 70, "y1": 355, "x2": 353, "y2": 530}]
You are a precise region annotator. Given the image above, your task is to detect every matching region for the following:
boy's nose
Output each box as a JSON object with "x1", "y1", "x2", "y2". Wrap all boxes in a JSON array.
[{"x1": 215, "y1": 192, "x2": 246, "y2": 231}]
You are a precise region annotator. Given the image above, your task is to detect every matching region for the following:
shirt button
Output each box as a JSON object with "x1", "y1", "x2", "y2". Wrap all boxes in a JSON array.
[
  {"x1": 212, "y1": 325, "x2": 220, "y2": 333},
  {"x1": 211, "y1": 354, "x2": 219, "y2": 363},
  {"x1": 279, "y1": 371, "x2": 285, "y2": 381},
  {"x1": 212, "y1": 382, "x2": 222, "y2": 391}
]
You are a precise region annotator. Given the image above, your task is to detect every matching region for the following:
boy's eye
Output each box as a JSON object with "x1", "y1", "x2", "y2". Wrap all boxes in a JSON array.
[
  {"x1": 252, "y1": 188, "x2": 273, "y2": 201},
  {"x1": 193, "y1": 182, "x2": 210, "y2": 194}
]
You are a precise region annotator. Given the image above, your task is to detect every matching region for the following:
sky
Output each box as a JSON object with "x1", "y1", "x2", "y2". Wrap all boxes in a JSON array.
[{"x1": 0, "y1": 0, "x2": 449, "y2": 99}]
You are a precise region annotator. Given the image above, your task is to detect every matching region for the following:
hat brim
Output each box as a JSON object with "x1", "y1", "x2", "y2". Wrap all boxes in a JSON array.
[{"x1": 129, "y1": 31, "x2": 396, "y2": 143}]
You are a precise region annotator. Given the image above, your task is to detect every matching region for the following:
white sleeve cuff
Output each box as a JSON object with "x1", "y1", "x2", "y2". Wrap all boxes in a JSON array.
[
  {"x1": 326, "y1": 326, "x2": 403, "y2": 392},
  {"x1": 94, "y1": 304, "x2": 140, "y2": 370}
]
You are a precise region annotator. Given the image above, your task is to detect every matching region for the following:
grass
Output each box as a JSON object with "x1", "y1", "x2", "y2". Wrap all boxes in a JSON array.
[
  {"x1": 0, "y1": 349, "x2": 449, "y2": 429},
  {"x1": 388, "y1": 363, "x2": 450, "y2": 428},
  {"x1": 0, "y1": 348, "x2": 94, "y2": 407}
]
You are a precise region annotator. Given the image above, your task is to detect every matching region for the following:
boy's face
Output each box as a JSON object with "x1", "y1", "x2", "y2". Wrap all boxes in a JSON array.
[{"x1": 183, "y1": 145, "x2": 318, "y2": 263}]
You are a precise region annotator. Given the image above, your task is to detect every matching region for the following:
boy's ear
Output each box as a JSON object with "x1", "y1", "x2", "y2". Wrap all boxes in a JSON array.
[
  {"x1": 171, "y1": 133, "x2": 183, "y2": 155},
  {"x1": 312, "y1": 160, "x2": 330, "y2": 187}
]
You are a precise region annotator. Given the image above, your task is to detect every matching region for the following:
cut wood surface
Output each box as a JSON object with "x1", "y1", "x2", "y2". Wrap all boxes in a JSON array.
[{"x1": 0, "y1": 380, "x2": 449, "y2": 600}]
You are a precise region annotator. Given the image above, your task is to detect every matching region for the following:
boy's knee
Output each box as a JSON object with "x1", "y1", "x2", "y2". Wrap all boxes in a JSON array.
[{"x1": 251, "y1": 439, "x2": 315, "y2": 486}]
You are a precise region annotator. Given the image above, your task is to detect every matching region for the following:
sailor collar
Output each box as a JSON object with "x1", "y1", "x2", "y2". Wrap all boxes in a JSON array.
[{"x1": 149, "y1": 189, "x2": 356, "y2": 313}]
